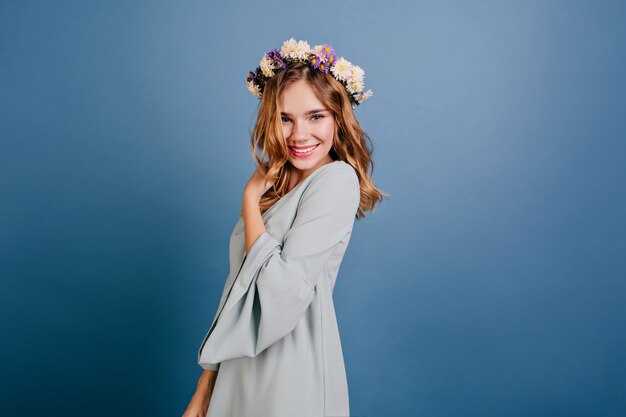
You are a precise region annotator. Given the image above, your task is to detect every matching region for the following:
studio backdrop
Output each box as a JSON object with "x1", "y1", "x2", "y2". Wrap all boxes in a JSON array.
[{"x1": 1, "y1": 1, "x2": 624, "y2": 416}]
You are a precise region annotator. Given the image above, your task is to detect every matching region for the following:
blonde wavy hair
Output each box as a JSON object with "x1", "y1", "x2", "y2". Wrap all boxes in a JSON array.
[{"x1": 248, "y1": 61, "x2": 387, "y2": 220}]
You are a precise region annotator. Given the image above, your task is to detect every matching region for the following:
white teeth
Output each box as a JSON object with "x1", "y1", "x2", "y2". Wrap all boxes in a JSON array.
[{"x1": 291, "y1": 145, "x2": 317, "y2": 153}]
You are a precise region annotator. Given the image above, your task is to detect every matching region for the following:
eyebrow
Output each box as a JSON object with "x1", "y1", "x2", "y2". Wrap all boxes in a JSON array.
[{"x1": 280, "y1": 109, "x2": 328, "y2": 116}]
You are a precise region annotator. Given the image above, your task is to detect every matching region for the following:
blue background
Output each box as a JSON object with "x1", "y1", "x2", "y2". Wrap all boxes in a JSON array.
[{"x1": 1, "y1": 1, "x2": 625, "y2": 416}]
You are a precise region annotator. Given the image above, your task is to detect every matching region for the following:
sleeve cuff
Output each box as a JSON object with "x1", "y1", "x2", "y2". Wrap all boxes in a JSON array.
[{"x1": 199, "y1": 362, "x2": 220, "y2": 371}]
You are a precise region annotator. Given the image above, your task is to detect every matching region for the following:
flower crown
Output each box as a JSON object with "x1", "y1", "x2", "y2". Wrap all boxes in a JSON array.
[{"x1": 246, "y1": 38, "x2": 373, "y2": 109}]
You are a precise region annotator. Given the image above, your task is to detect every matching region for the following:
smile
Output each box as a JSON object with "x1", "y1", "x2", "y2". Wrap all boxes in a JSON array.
[{"x1": 288, "y1": 144, "x2": 319, "y2": 158}]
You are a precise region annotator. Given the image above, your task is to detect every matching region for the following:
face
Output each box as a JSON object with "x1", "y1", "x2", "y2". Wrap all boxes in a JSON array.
[{"x1": 278, "y1": 79, "x2": 335, "y2": 177}]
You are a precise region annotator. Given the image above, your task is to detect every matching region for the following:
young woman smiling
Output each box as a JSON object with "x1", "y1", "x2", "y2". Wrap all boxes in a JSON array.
[{"x1": 184, "y1": 39, "x2": 385, "y2": 417}]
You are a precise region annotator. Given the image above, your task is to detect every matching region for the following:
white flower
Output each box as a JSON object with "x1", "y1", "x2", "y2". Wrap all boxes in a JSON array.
[
  {"x1": 346, "y1": 78, "x2": 364, "y2": 94},
  {"x1": 280, "y1": 38, "x2": 311, "y2": 60},
  {"x1": 246, "y1": 79, "x2": 261, "y2": 97},
  {"x1": 294, "y1": 40, "x2": 311, "y2": 60},
  {"x1": 260, "y1": 55, "x2": 275, "y2": 78},
  {"x1": 280, "y1": 38, "x2": 299, "y2": 59},
  {"x1": 354, "y1": 89, "x2": 373, "y2": 103},
  {"x1": 330, "y1": 57, "x2": 353, "y2": 82},
  {"x1": 350, "y1": 64, "x2": 365, "y2": 84}
]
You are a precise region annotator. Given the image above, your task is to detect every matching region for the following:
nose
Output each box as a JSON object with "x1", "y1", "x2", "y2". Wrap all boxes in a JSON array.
[{"x1": 291, "y1": 118, "x2": 309, "y2": 142}]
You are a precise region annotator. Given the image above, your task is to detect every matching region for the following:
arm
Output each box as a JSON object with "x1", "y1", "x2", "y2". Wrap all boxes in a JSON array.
[
  {"x1": 242, "y1": 165, "x2": 273, "y2": 256},
  {"x1": 182, "y1": 370, "x2": 218, "y2": 417},
  {"x1": 196, "y1": 369, "x2": 218, "y2": 396},
  {"x1": 242, "y1": 193, "x2": 267, "y2": 256},
  {"x1": 198, "y1": 165, "x2": 360, "y2": 367},
  {"x1": 195, "y1": 165, "x2": 270, "y2": 372}
]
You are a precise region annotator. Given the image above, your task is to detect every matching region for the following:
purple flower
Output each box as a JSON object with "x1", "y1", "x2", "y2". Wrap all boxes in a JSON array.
[
  {"x1": 319, "y1": 44, "x2": 337, "y2": 63},
  {"x1": 246, "y1": 67, "x2": 266, "y2": 89},
  {"x1": 265, "y1": 49, "x2": 286, "y2": 69},
  {"x1": 309, "y1": 54, "x2": 323, "y2": 70}
]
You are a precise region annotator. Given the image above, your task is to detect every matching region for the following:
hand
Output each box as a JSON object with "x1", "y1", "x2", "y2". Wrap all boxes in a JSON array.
[
  {"x1": 182, "y1": 391, "x2": 210, "y2": 417},
  {"x1": 243, "y1": 165, "x2": 274, "y2": 202}
]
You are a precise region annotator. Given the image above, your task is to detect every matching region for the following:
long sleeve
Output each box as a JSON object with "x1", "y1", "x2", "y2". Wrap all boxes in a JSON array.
[{"x1": 198, "y1": 165, "x2": 360, "y2": 369}]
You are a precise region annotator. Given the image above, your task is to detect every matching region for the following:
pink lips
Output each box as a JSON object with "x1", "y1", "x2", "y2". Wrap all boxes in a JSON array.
[{"x1": 288, "y1": 144, "x2": 319, "y2": 158}]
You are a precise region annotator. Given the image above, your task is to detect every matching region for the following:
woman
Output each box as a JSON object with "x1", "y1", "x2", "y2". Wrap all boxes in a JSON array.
[{"x1": 183, "y1": 38, "x2": 385, "y2": 417}]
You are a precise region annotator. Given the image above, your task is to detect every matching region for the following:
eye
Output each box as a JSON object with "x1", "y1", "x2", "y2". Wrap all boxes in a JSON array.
[{"x1": 281, "y1": 114, "x2": 325, "y2": 123}]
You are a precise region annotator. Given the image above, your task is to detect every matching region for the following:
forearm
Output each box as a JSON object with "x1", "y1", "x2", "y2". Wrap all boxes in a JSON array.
[
  {"x1": 196, "y1": 369, "x2": 218, "y2": 397},
  {"x1": 242, "y1": 193, "x2": 266, "y2": 255}
]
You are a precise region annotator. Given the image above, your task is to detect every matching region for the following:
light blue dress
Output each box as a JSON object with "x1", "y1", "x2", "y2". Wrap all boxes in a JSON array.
[{"x1": 198, "y1": 160, "x2": 360, "y2": 417}]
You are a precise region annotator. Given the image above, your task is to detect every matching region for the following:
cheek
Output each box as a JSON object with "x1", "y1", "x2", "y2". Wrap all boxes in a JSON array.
[{"x1": 320, "y1": 120, "x2": 335, "y2": 140}]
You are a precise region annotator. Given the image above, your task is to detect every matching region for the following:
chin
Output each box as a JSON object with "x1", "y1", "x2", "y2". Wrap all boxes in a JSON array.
[
  {"x1": 290, "y1": 153, "x2": 329, "y2": 169},
  {"x1": 289, "y1": 159, "x2": 318, "y2": 170}
]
